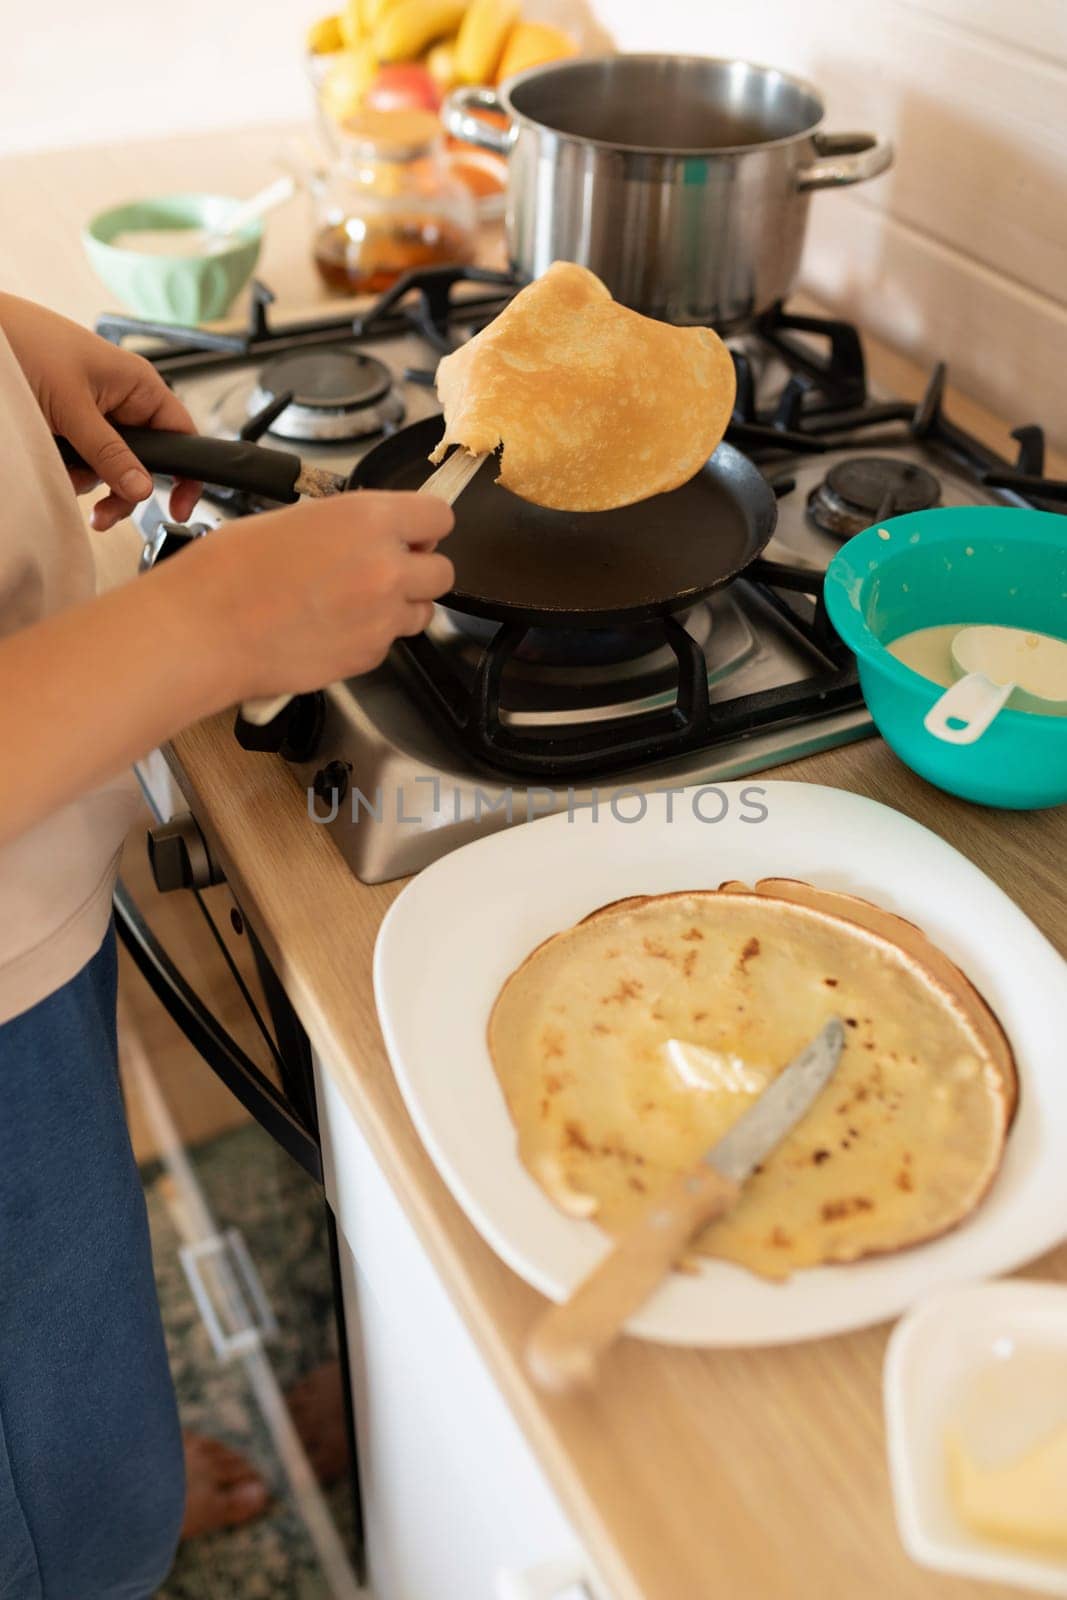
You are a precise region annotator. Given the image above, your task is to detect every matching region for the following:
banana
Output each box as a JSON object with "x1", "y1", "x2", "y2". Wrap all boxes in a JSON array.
[
  {"x1": 495, "y1": 20, "x2": 577, "y2": 82},
  {"x1": 362, "y1": 0, "x2": 404, "y2": 23},
  {"x1": 320, "y1": 41, "x2": 380, "y2": 122},
  {"x1": 425, "y1": 34, "x2": 460, "y2": 91},
  {"x1": 307, "y1": 13, "x2": 346, "y2": 54},
  {"x1": 374, "y1": 0, "x2": 470, "y2": 62},
  {"x1": 455, "y1": 0, "x2": 519, "y2": 85},
  {"x1": 338, "y1": 1, "x2": 363, "y2": 48}
]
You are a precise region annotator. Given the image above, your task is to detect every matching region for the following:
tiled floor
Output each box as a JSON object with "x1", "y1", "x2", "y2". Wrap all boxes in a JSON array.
[{"x1": 141, "y1": 1125, "x2": 358, "y2": 1599}]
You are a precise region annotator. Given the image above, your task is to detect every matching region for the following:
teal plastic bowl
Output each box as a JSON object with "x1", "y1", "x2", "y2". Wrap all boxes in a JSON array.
[
  {"x1": 824, "y1": 506, "x2": 1067, "y2": 809},
  {"x1": 83, "y1": 194, "x2": 262, "y2": 324}
]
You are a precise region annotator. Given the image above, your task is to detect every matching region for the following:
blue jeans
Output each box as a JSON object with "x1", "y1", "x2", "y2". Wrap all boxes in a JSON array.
[{"x1": 0, "y1": 926, "x2": 184, "y2": 1599}]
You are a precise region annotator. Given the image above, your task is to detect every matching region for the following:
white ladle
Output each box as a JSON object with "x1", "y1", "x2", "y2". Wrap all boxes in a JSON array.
[
  {"x1": 923, "y1": 624, "x2": 1067, "y2": 745},
  {"x1": 200, "y1": 174, "x2": 296, "y2": 249}
]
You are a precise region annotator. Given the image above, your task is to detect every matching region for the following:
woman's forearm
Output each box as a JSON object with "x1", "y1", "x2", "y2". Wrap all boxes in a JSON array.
[
  {"x1": 0, "y1": 484, "x2": 456, "y2": 849},
  {"x1": 0, "y1": 546, "x2": 240, "y2": 848}
]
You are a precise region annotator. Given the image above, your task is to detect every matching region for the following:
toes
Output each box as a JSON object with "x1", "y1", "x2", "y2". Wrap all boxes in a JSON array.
[
  {"x1": 181, "y1": 1432, "x2": 271, "y2": 1525},
  {"x1": 207, "y1": 1440, "x2": 252, "y2": 1475},
  {"x1": 222, "y1": 1478, "x2": 271, "y2": 1525},
  {"x1": 180, "y1": 1434, "x2": 272, "y2": 1539}
]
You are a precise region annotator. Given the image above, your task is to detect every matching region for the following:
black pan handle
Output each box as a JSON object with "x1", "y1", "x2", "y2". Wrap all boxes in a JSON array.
[{"x1": 54, "y1": 426, "x2": 304, "y2": 504}]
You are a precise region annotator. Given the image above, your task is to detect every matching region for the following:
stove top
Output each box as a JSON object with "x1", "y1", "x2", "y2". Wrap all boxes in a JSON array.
[{"x1": 110, "y1": 270, "x2": 1065, "y2": 882}]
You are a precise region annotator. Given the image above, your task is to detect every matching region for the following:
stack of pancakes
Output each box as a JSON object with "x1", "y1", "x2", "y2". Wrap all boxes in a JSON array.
[{"x1": 488, "y1": 880, "x2": 1016, "y2": 1280}]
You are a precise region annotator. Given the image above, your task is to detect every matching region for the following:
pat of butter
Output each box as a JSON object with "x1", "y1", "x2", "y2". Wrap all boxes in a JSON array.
[
  {"x1": 662, "y1": 1040, "x2": 766, "y2": 1095},
  {"x1": 946, "y1": 1424, "x2": 1067, "y2": 1557}
]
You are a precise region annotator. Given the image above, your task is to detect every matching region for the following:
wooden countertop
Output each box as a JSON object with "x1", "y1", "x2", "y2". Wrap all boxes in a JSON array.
[{"x1": 3, "y1": 124, "x2": 1065, "y2": 1600}]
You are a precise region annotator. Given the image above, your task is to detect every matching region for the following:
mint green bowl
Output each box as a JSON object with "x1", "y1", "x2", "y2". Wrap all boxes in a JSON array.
[
  {"x1": 824, "y1": 507, "x2": 1067, "y2": 810},
  {"x1": 83, "y1": 194, "x2": 262, "y2": 324}
]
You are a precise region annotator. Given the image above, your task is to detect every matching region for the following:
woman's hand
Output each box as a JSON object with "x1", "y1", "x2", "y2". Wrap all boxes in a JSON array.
[
  {"x1": 193, "y1": 490, "x2": 456, "y2": 699},
  {"x1": 0, "y1": 293, "x2": 201, "y2": 531}
]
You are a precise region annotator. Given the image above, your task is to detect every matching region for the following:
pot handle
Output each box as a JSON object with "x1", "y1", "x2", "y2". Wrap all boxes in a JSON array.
[
  {"x1": 796, "y1": 131, "x2": 893, "y2": 192},
  {"x1": 443, "y1": 85, "x2": 515, "y2": 156}
]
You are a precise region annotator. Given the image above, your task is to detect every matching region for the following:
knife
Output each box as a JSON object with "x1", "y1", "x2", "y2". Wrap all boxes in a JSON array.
[{"x1": 525, "y1": 1016, "x2": 846, "y2": 1393}]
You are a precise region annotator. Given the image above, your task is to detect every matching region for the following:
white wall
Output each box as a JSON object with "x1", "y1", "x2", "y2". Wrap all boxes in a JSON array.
[
  {"x1": 591, "y1": 0, "x2": 1067, "y2": 448},
  {"x1": 4, "y1": 0, "x2": 322, "y2": 155}
]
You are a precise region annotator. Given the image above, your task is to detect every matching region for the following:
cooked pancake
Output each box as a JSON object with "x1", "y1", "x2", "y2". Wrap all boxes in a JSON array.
[
  {"x1": 718, "y1": 878, "x2": 1018, "y2": 1123},
  {"x1": 430, "y1": 262, "x2": 737, "y2": 511},
  {"x1": 488, "y1": 889, "x2": 1011, "y2": 1280}
]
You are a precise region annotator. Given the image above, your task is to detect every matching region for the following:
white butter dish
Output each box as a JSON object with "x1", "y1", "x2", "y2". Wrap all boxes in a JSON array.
[{"x1": 884, "y1": 1280, "x2": 1067, "y2": 1595}]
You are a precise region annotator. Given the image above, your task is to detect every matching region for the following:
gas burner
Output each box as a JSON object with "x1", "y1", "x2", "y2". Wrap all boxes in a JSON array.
[
  {"x1": 212, "y1": 347, "x2": 406, "y2": 444},
  {"x1": 807, "y1": 456, "x2": 941, "y2": 538},
  {"x1": 425, "y1": 600, "x2": 762, "y2": 721},
  {"x1": 434, "y1": 604, "x2": 713, "y2": 670}
]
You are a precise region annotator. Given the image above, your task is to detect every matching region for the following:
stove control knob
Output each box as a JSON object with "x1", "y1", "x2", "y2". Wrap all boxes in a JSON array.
[
  {"x1": 233, "y1": 692, "x2": 325, "y2": 762},
  {"x1": 311, "y1": 761, "x2": 349, "y2": 810},
  {"x1": 147, "y1": 813, "x2": 223, "y2": 894}
]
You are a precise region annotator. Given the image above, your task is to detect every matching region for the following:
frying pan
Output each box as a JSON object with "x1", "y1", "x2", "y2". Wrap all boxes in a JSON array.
[
  {"x1": 55, "y1": 418, "x2": 778, "y2": 630},
  {"x1": 352, "y1": 418, "x2": 776, "y2": 626}
]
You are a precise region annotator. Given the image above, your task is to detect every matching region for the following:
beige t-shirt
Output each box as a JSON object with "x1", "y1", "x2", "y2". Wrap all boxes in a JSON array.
[{"x1": 0, "y1": 326, "x2": 140, "y2": 1023}]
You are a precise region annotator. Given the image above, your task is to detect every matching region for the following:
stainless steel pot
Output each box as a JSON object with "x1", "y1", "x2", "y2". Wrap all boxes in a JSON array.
[{"x1": 445, "y1": 55, "x2": 892, "y2": 329}]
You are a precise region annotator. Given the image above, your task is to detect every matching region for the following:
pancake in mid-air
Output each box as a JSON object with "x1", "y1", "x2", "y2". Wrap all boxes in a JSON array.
[
  {"x1": 487, "y1": 887, "x2": 1011, "y2": 1280},
  {"x1": 430, "y1": 262, "x2": 737, "y2": 512}
]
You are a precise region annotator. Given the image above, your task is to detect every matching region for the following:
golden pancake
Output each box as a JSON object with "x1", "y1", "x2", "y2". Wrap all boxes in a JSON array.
[
  {"x1": 430, "y1": 262, "x2": 737, "y2": 511},
  {"x1": 488, "y1": 889, "x2": 1010, "y2": 1280},
  {"x1": 718, "y1": 878, "x2": 1018, "y2": 1124}
]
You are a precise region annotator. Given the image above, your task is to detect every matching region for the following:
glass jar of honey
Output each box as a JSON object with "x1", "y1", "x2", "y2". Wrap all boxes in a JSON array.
[{"x1": 312, "y1": 107, "x2": 477, "y2": 295}]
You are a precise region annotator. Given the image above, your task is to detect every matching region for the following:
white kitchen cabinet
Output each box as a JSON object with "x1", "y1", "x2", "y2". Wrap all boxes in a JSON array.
[{"x1": 314, "y1": 1057, "x2": 611, "y2": 1600}]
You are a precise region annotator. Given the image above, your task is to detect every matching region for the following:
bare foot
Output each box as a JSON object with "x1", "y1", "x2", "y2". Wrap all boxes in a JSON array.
[
  {"x1": 181, "y1": 1433, "x2": 270, "y2": 1539},
  {"x1": 286, "y1": 1360, "x2": 350, "y2": 1486}
]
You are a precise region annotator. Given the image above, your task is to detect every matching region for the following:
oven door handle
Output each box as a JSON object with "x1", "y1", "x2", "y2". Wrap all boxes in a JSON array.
[{"x1": 114, "y1": 880, "x2": 322, "y2": 1183}]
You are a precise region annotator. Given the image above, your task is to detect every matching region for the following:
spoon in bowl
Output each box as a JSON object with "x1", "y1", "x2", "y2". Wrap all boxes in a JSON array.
[
  {"x1": 200, "y1": 174, "x2": 296, "y2": 249},
  {"x1": 923, "y1": 624, "x2": 1067, "y2": 745}
]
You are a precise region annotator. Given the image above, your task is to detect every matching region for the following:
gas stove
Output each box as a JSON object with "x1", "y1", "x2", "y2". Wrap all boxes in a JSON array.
[{"x1": 105, "y1": 270, "x2": 1066, "y2": 882}]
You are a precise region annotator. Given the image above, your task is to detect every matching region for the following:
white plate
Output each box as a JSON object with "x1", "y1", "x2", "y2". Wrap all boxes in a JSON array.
[
  {"x1": 884, "y1": 1280, "x2": 1067, "y2": 1594},
  {"x1": 373, "y1": 782, "x2": 1067, "y2": 1346}
]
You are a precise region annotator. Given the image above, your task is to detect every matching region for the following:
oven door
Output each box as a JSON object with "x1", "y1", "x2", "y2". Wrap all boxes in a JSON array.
[{"x1": 114, "y1": 783, "x2": 364, "y2": 1591}]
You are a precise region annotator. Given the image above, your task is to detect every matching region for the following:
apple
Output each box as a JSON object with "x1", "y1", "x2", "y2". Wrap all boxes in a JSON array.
[{"x1": 363, "y1": 63, "x2": 442, "y2": 115}]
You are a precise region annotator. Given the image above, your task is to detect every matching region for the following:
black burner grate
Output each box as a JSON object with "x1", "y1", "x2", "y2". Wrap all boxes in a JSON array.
[
  {"x1": 392, "y1": 559, "x2": 858, "y2": 779},
  {"x1": 95, "y1": 270, "x2": 517, "y2": 378}
]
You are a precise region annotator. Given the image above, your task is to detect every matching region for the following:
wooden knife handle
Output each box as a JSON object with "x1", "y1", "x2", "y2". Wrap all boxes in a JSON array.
[{"x1": 525, "y1": 1164, "x2": 740, "y2": 1395}]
